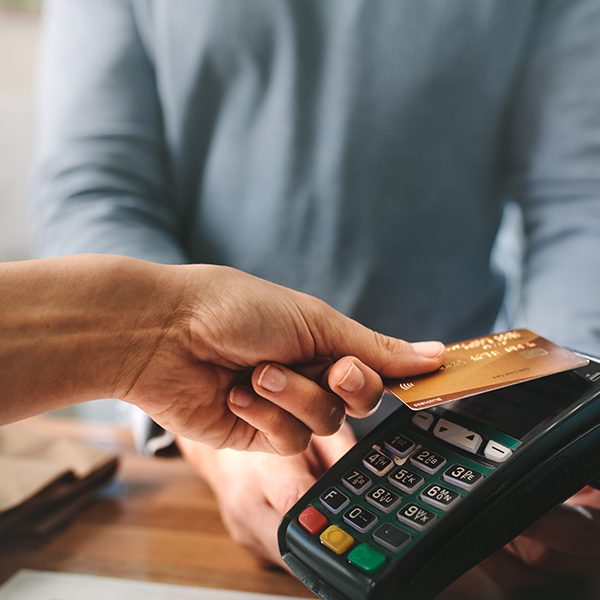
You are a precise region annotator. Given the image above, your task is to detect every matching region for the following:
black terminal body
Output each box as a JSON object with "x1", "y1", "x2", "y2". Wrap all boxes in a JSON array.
[{"x1": 278, "y1": 355, "x2": 600, "y2": 600}]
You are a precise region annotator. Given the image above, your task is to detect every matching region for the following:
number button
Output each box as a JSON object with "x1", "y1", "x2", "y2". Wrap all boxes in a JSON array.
[
  {"x1": 342, "y1": 469, "x2": 372, "y2": 494},
  {"x1": 373, "y1": 523, "x2": 411, "y2": 552},
  {"x1": 388, "y1": 467, "x2": 424, "y2": 494},
  {"x1": 320, "y1": 487, "x2": 350, "y2": 514},
  {"x1": 420, "y1": 484, "x2": 461, "y2": 510},
  {"x1": 397, "y1": 503, "x2": 437, "y2": 530},
  {"x1": 365, "y1": 485, "x2": 401, "y2": 513},
  {"x1": 343, "y1": 505, "x2": 378, "y2": 533},
  {"x1": 409, "y1": 448, "x2": 447, "y2": 474},
  {"x1": 363, "y1": 449, "x2": 394, "y2": 476},
  {"x1": 384, "y1": 433, "x2": 416, "y2": 458},
  {"x1": 443, "y1": 464, "x2": 484, "y2": 490}
]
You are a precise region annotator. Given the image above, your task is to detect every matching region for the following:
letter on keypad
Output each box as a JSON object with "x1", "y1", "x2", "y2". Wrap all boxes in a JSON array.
[
  {"x1": 409, "y1": 448, "x2": 446, "y2": 474},
  {"x1": 319, "y1": 487, "x2": 350, "y2": 514},
  {"x1": 388, "y1": 467, "x2": 424, "y2": 493},
  {"x1": 342, "y1": 469, "x2": 372, "y2": 494},
  {"x1": 420, "y1": 484, "x2": 460, "y2": 510},
  {"x1": 363, "y1": 449, "x2": 394, "y2": 476},
  {"x1": 397, "y1": 503, "x2": 436, "y2": 530},
  {"x1": 366, "y1": 485, "x2": 401, "y2": 513},
  {"x1": 443, "y1": 464, "x2": 484, "y2": 490}
]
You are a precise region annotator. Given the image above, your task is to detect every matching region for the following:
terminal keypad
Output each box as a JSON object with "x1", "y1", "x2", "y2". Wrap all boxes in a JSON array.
[{"x1": 296, "y1": 410, "x2": 500, "y2": 575}]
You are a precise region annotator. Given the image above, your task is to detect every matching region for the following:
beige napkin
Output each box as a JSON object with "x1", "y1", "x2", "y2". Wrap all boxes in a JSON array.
[{"x1": 0, "y1": 422, "x2": 118, "y2": 535}]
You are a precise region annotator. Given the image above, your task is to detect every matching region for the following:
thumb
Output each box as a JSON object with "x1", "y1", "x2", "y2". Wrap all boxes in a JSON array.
[{"x1": 307, "y1": 301, "x2": 445, "y2": 377}]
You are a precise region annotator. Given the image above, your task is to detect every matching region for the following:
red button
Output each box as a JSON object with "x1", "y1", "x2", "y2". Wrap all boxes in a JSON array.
[{"x1": 298, "y1": 506, "x2": 328, "y2": 535}]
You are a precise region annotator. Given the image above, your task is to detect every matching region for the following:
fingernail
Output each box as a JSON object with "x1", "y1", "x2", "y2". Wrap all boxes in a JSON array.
[
  {"x1": 229, "y1": 387, "x2": 253, "y2": 408},
  {"x1": 411, "y1": 341, "x2": 445, "y2": 358},
  {"x1": 337, "y1": 362, "x2": 365, "y2": 393},
  {"x1": 257, "y1": 364, "x2": 287, "y2": 393}
]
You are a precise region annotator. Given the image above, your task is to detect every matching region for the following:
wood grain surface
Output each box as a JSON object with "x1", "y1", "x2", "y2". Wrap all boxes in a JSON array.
[{"x1": 0, "y1": 417, "x2": 312, "y2": 597}]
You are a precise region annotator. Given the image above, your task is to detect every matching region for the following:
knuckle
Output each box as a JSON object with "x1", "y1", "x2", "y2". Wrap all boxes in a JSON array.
[
  {"x1": 374, "y1": 330, "x2": 411, "y2": 360},
  {"x1": 318, "y1": 402, "x2": 345, "y2": 435},
  {"x1": 512, "y1": 538, "x2": 554, "y2": 571},
  {"x1": 266, "y1": 410, "x2": 292, "y2": 435},
  {"x1": 221, "y1": 499, "x2": 246, "y2": 527},
  {"x1": 275, "y1": 488, "x2": 307, "y2": 514},
  {"x1": 373, "y1": 330, "x2": 397, "y2": 354},
  {"x1": 278, "y1": 429, "x2": 311, "y2": 455},
  {"x1": 523, "y1": 547, "x2": 552, "y2": 570},
  {"x1": 229, "y1": 527, "x2": 252, "y2": 549}
]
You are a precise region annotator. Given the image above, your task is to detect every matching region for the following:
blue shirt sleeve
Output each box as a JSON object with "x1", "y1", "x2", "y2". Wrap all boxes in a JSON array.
[
  {"x1": 503, "y1": 0, "x2": 600, "y2": 356},
  {"x1": 32, "y1": 0, "x2": 187, "y2": 265}
]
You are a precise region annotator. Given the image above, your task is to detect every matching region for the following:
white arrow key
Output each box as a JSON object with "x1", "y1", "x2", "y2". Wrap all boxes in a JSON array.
[{"x1": 433, "y1": 418, "x2": 482, "y2": 454}]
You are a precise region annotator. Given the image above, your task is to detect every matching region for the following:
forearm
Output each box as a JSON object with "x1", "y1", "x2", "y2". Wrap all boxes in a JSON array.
[{"x1": 0, "y1": 255, "x2": 185, "y2": 424}]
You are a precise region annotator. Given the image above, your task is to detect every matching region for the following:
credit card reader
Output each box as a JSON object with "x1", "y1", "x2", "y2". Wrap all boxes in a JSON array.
[{"x1": 278, "y1": 355, "x2": 600, "y2": 599}]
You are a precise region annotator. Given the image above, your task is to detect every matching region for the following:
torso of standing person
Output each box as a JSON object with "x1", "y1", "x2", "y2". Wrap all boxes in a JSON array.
[
  {"x1": 131, "y1": 0, "x2": 535, "y2": 342},
  {"x1": 38, "y1": 1, "x2": 600, "y2": 355}
]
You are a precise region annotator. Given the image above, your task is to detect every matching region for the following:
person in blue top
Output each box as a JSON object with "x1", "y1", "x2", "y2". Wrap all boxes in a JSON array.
[{"x1": 33, "y1": 0, "x2": 600, "y2": 594}]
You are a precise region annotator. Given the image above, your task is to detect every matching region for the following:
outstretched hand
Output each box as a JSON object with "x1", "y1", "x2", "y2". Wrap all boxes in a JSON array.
[
  {"x1": 122, "y1": 264, "x2": 444, "y2": 454},
  {"x1": 442, "y1": 486, "x2": 600, "y2": 599}
]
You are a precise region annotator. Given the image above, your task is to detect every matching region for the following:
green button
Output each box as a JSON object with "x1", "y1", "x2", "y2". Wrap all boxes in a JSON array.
[{"x1": 347, "y1": 543, "x2": 386, "y2": 573}]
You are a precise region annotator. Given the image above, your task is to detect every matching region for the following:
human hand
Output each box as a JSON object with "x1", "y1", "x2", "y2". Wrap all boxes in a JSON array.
[
  {"x1": 500, "y1": 486, "x2": 600, "y2": 585},
  {"x1": 120, "y1": 263, "x2": 444, "y2": 454},
  {"x1": 177, "y1": 423, "x2": 357, "y2": 567},
  {"x1": 442, "y1": 487, "x2": 600, "y2": 599}
]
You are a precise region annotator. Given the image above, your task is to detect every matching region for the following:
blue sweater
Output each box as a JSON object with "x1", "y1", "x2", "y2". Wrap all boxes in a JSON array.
[{"x1": 34, "y1": 0, "x2": 600, "y2": 355}]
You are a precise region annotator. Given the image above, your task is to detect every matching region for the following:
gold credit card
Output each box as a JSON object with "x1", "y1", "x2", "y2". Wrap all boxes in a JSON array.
[{"x1": 386, "y1": 329, "x2": 588, "y2": 410}]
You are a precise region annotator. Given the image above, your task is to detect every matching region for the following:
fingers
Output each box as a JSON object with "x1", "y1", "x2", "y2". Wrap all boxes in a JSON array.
[
  {"x1": 232, "y1": 498, "x2": 286, "y2": 568},
  {"x1": 505, "y1": 502, "x2": 600, "y2": 576},
  {"x1": 252, "y1": 504, "x2": 289, "y2": 568},
  {"x1": 520, "y1": 503, "x2": 600, "y2": 558},
  {"x1": 252, "y1": 355, "x2": 386, "y2": 427},
  {"x1": 256, "y1": 454, "x2": 318, "y2": 565},
  {"x1": 478, "y1": 546, "x2": 566, "y2": 593},
  {"x1": 252, "y1": 363, "x2": 346, "y2": 433},
  {"x1": 230, "y1": 344, "x2": 439, "y2": 454},
  {"x1": 216, "y1": 451, "x2": 315, "y2": 568},
  {"x1": 227, "y1": 387, "x2": 313, "y2": 455},
  {"x1": 326, "y1": 356, "x2": 385, "y2": 418},
  {"x1": 220, "y1": 476, "x2": 289, "y2": 569},
  {"x1": 226, "y1": 358, "x2": 368, "y2": 453},
  {"x1": 306, "y1": 300, "x2": 445, "y2": 377}
]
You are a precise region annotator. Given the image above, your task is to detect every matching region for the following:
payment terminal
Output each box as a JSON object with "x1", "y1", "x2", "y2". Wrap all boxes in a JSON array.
[{"x1": 278, "y1": 354, "x2": 600, "y2": 600}]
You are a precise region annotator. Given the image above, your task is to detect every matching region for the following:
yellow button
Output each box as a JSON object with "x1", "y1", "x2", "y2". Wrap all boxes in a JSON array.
[{"x1": 319, "y1": 525, "x2": 354, "y2": 555}]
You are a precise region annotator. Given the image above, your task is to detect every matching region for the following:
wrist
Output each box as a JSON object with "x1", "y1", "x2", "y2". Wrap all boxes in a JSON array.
[
  {"x1": 88, "y1": 256, "x2": 191, "y2": 401},
  {"x1": 0, "y1": 255, "x2": 189, "y2": 422}
]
